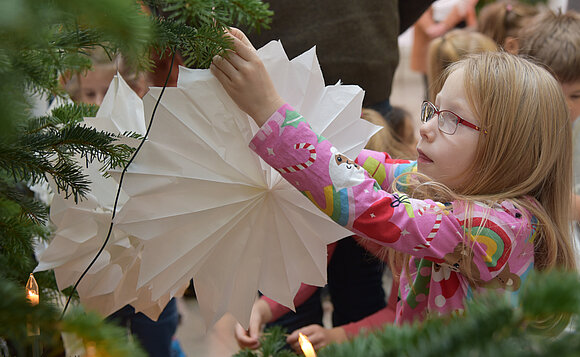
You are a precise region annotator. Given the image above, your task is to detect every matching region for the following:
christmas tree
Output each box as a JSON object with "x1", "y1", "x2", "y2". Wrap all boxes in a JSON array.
[{"x1": 0, "y1": 0, "x2": 271, "y2": 355}]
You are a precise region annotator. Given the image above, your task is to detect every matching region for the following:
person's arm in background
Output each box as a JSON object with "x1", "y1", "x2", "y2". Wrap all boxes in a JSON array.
[
  {"x1": 234, "y1": 243, "x2": 338, "y2": 349},
  {"x1": 285, "y1": 275, "x2": 399, "y2": 351},
  {"x1": 439, "y1": 0, "x2": 479, "y2": 31},
  {"x1": 399, "y1": 0, "x2": 436, "y2": 34},
  {"x1": 415, "y1": 7, "x2": 442, "y2": 39}
]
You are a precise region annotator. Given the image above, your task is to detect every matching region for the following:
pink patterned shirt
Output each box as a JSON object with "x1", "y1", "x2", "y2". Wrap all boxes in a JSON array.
[{"x1": 249, "y1": 104, "x2": 536, "y2": 324}]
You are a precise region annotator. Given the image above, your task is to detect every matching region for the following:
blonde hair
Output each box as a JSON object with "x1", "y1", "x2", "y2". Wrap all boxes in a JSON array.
[
  {"x1": 427, "y1": 29, "x2": 498, "y2": 102},
  {"x1": 477, "y1": 1, "x2": 539, "y2": 48},
  {"x1": 518, "y1": 9, "x2": 580, "y2": 84},
  {"x1": 457, "y1": 52, "x2": 574, "y2": 271},
  {"x1": 388, "y1": 53, "x2": 575, "y2": 327},
  {"x1": 361, "y1": 108, "x2": 417, "y2": 160}
]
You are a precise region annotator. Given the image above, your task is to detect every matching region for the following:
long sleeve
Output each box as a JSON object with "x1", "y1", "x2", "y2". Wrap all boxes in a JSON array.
[
  {"x1": 250, "y1": 104, "x2": 536, "y2": 323},
  {"x1": 341, "y1": 306, "x2": 396, "y2": 337}
]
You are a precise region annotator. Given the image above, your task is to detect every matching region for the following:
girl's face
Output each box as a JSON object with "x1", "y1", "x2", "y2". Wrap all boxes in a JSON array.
[
  {"x1": 416, "y1": 68, "x2": 481, "y2": 189},
  {"x1": 79, "y1": 67, "x2": 116, "y2": 105}
]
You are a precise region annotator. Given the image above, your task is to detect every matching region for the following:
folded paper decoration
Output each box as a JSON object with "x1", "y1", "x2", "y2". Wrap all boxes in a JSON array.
[
  {"x1": 36, "y1": 75, "x2": 184, "y2": 319},
  {"x1": 38, "y1": 41, "x2": 380, "y2": 328}
]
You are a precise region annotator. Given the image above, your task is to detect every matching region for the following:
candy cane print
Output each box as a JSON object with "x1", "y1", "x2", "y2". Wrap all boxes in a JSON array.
[
  {"x1": 414, "y1": 205, "x2": 443, "y2": 251},
  {"x1": 276, "y1": 143, "x2": 317, "y2": 174}
]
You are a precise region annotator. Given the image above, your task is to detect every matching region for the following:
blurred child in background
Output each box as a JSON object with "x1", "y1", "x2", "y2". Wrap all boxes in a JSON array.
[
  {"x1": 477, "y1": 0, "x2": 539, "y2": 53},
  {"x1": 518, "y1": 9, "x2": 580, "y2": 266},
  {"x1": 427, "y1": 29, "x2": 498, "y2": 102}
]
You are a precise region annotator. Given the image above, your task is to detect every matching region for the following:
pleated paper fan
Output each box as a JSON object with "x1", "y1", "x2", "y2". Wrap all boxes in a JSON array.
[
  {"x1": 113, "y1": 40, "x2": 381, "y2": 327},
  {"x1": 35, "y1": 75, "x2": 182, "y2": 319}
]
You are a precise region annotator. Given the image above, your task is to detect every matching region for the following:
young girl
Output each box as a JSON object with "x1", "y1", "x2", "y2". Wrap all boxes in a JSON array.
[
  {"x1": 477, "y1": 0, "x2": 538, "y2": 54},
  {"x1": 211, "y1": 29, "x2": 576, "y2": 327},
  {"x1": 427, "y1": 29, "x2": 498, "y2": 102}
]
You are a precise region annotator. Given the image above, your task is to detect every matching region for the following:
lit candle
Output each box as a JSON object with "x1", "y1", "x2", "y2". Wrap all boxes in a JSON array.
[
  {"x1": 26, "y1": 273, "x2": 39, "y2": 306},
  {"x1": 27, "y1": 290, "x2": 39, "y2": 305},
  {"x1": 85, "y1": 342, "x2": 97, "y2": 357},
  {"x1": 298, "y1": 332, "x2": 317, "y2": 357},
  {"x1": 26, "y1": 273, "x2": 41, "y2": 341}
]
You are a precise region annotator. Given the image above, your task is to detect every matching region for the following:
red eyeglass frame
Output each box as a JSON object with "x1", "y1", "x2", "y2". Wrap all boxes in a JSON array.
[{"x1": 421, "y1": 101, "x2": 488, "y2": 135}]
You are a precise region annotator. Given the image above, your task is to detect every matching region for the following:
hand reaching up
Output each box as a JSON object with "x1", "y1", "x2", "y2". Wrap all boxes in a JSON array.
[{"x1": 211, "y1": 28, "x2": 285, "y2": 126}]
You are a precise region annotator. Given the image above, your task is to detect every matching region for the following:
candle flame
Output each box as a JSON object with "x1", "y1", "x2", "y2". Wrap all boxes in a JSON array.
[
  {"x1": 25, "y1": 273, "x2": 39, "y2": 305},
  {"x1": 298, "y1": 332, "x2": 317, "y2": 357},
  {"x1": 85, "y1": 342, "x2": 97, "y2": 357}
]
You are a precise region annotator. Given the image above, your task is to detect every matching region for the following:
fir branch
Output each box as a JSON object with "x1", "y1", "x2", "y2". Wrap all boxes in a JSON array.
[
  {"x1": 1, "y1": 109, "x2": 135, "y2": 201},
  {"x1": 35, "y1": 102, "x2": 100, "y2": 129},
  {"x1": 163, "y1": 0, "x2": 272, "y2": 30},
  {"x1": 147, "y1": 0, "x2": 272, "y2": 68},
  {"x1": 179, "y1": 24, "x2": 234, "y2": 68},
  {"x1": 0, "y1": 180, "x2": 49, "y2": 225},
  {"x1": 0, "y1": 280, "x2": 146, "y2": 356},
  {"x1": 0, "y1": 143, "x2": 56, "y2": 188},
  {"x1": 61, "y1": 308, "x2": 147, "y2": 357},
  {"x1": 233, "y1": 326, "x2": 298, "y2": 357},
  {"x1": 151, "y1": 16, "x2": 233, "y2": 68},
  {"x1": 215, "y1": 0, "x2": 273, "y2": 32},
  {"x1": 151, "y1": 17, "x2": 201, "y2": 54},
  {"x1": 317, "y1": 270, "x2": 580, "y2": 357}
]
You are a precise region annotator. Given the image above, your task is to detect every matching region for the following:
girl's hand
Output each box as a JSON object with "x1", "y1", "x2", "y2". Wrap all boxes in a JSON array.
[
  {"x1": 211, "y1": 28, "x2": 285, "y2": 127},
  {"x1": 233, "y1": 299, "x2": 273, "y2": 350},
  {"x1": 287, "y1": 324, "x2": 348, "y2": 352}
]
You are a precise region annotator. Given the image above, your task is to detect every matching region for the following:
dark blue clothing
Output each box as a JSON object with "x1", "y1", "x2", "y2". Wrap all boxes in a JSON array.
[
  {"x1": 327, "y1": 237, "x2": 386, "y2": 327},
  {"x1": 266, "y1": 236, "x2": 386, "y2": 332},
  {"x1": 107, "y1": 298, "x2": 179, "y2": 357}
]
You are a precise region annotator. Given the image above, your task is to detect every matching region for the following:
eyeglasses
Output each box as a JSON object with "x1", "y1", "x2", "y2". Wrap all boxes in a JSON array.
[{"x1": 420, "y1": 101, "x2": 487, "y2": 135}]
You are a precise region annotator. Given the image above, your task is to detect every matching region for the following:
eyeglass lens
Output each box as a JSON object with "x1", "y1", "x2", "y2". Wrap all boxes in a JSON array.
[{"x1": 421, "y1": 102, "x2": 458, "y2": 134}]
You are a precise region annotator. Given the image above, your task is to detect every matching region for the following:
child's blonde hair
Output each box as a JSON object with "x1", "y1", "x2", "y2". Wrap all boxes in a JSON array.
[
  {"x1": 518, "y1": 9, "x2": 580, "y2": 84},
  {"x1": 457, "y1": 52, "x2": 574, "y2": 272},
  {"x1": 477, "y1": 1, "x2": 539, "y2": 50},
  {"x1": 427, "y1": 29, "x2": 498, "y2": 102},
  {"x1": 389, "y1": 52, "x2": 575, "y2": 284}
]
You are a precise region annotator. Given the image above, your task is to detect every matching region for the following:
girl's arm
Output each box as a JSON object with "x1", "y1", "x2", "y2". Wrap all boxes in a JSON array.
[{"x1": 212, "y1": 29, "x2": 533, "y2": 284}]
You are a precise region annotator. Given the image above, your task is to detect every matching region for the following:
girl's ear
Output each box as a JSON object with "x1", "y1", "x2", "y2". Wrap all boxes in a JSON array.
[{"x1": 503, "y1": 37, "x2": 520, "y2": 54}]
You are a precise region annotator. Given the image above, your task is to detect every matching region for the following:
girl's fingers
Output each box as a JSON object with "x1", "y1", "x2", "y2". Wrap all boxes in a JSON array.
[
  {"x1": 228, "y1": 27, "x2": 256, "y2": 49},
  {"x1": 209, "y1": 62, "x2": 228, "y2": 84},
  {"x1": 225, "y1": 33, "x2": 258, "y2": 62},
  {"x1": 234, "y1": 324, "x2": 260, "y2": 349},
  {"x1": 211, "y1": 53, "x2": 240, "y2": 81}
]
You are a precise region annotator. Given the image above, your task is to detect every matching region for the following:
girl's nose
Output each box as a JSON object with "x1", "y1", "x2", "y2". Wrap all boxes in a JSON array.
[{"x1": 419, "y1": 116, "x2": 437, "y2": 141}]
